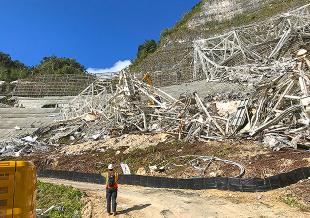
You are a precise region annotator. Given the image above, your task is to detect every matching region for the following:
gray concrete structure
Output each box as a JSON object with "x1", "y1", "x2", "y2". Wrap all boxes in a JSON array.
[
  {"x1": 0, "y1": 108, "x2": 59, "y2": 140},
  {"x1": 15, "y1": 96, "x2": 75, "y2": 108},
  {"x1": 161, "y1": 80, "x2": 251, "y2": 100}
]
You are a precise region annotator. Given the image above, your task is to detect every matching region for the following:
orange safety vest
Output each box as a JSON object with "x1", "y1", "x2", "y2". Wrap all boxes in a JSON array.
[{"x1": 105, "y1": 171, "x2": 119, "y2": 189}]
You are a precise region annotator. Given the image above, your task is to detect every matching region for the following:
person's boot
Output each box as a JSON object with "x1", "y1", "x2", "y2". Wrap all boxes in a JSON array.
[{"x1": 113, "y1": 211, "x2": 117, "y2": 216}]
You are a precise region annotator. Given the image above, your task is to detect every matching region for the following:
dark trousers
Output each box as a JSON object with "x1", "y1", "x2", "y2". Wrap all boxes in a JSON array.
[{"x1": 106, "y1": 188, "x2": 117, "y2": 213}]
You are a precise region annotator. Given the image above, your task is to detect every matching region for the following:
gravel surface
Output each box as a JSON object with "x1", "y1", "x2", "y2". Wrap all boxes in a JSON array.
[{"x1": 162, "y1": 80, "x2": 253, "y2": 99}]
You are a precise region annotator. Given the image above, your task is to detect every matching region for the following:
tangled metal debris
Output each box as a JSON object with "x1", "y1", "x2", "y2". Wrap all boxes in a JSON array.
[
  {"x1": 53, "y1": 70, "x2": 230, "y2": 142},
  {"x1": 7, "y1": 4, "x2": 310, "y2": 155},
  {"x1": 40, "y1": 49, "x2": 304, "y2": 151},
  {"x1": 0, "y1": 137, "x2": 51, "y2": 157},
  {"x1": 158, "y1": 155, "x2": 245, "y2": 178},
  {"x1": 45, "y1": 48, "x2": 310, "y2": 152},
  {"x1": 193, "y1": 3, "x2": 310, "y2": 81},
  {"x1": 248, "y1": 52, "x2": 310, "y2": 150}
]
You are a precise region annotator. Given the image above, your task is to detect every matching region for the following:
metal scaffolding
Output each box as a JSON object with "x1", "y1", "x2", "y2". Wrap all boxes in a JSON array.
[{"x1": 60, "y1": 78, "x2": 114, "y2": 120}]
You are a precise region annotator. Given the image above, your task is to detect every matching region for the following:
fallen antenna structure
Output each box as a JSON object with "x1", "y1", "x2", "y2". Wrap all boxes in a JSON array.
[{"x1": 193, "y1": 3, "x2": 310, "y2": 81}]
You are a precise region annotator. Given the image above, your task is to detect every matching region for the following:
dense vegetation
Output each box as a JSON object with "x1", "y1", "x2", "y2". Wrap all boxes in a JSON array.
[
  {"x1": 159, "y1": 1, "x2": 203, "y2": 40},
  {"x1": 0, "y1": 52, "x2": 30, "y2": 82},
  {"x1": 0, "y1": 53, "x2": 86, "y2": 82},
  {"x1": 33, "y1": 56, "x2": 86, "y2": 75},
  {"x1": 37, "y1": 181, "x2": 84, "y2": 218},
  {"x1": 130, "y1": 40, "x2": 158, "y2": 71}
]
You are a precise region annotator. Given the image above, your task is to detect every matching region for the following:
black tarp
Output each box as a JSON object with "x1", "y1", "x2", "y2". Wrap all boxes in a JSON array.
[{"x1": 38, "y1": 167, "x2": 310, "y2": 192}]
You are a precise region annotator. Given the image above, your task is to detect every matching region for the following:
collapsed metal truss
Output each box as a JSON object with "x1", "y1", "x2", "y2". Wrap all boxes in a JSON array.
[
  {"x1": 60, "y1": 78, "x2": 113, "y2": 120},
  {"x1": 58, "y1": 70, "x2": 230, "y2": 140},
  {"x1": 99, "y1": 71, "x2": 181, "y2": 132},
  {"x1": 248, "y1": 54, "x2": 310, "y2": 137},
  {"x1": 193, "y1": 3, "x2": 310, "y2": 81},
  {"x1": 54, "y1": 52, "x2": 310, "y2": 149},
  {"x1": 52, "y1": 3, "x2": 310, "y2": 149}
]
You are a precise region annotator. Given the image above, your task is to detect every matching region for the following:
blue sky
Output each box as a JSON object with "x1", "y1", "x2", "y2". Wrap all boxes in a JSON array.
[{"x1": 0, "y1": 0, "x2": 200, "y2": 73}]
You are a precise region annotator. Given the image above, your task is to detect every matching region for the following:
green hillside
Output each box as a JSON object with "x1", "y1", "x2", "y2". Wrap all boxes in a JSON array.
[
  {"x1": 0, "y1": 53, "x2": 86, "y2": 83},
  {"x1": 131, "y1": 0, "x2": 310, "y2": 72}
]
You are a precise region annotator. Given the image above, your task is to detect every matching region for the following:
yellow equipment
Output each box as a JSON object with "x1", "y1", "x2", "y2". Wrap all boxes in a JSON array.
[
  {"x1": 142, "y1": 73, "x2": 160, "y2": 106},
  {"x1": 0, "y1": 161, "x2": 36, "y2": 218},
  {"x1": 142, "y1": 73, "x2": 153, "y2": 87}
]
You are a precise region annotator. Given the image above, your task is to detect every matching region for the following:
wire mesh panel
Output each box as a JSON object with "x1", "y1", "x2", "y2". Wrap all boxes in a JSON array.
[{"x1": 13, "y1": 74, "x2": 96, "y2": 97}]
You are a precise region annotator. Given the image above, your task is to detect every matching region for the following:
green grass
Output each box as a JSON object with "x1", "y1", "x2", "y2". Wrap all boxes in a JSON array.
[
  {"x1": 159, "y1": 0, "x2": 203, "y2": 40},
  {"x1": 282, "y1": 194, "x2": 310, "y2": 211},
  {"x1": 37, "y1": 181, "x2": 85, "y2": 218}
]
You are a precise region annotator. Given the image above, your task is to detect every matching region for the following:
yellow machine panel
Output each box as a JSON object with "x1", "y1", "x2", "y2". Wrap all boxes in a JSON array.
[{"x1": 0, "y1": 161, "x2": 36, "y2": 218}]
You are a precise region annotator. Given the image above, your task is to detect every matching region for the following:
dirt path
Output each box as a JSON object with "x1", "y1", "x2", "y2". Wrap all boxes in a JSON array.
[{"x1": 40, "y1": 178, "x2": 310, "y2": 218}]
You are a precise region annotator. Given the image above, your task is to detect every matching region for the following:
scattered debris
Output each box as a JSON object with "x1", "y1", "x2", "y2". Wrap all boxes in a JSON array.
[
  {"x1": 0, "y1": 138, "x2": 51, "y2": 157},
  {"x1": 36, "y1": 205, "x2": 64, "y2": 217},
  {"x1": 3, "y1": 4, "x2": 310, "y2": 167},
  {"x1": 136, "y1": 167, "x2": 146, "y2": 176},
  {"x1": 149, "y1": 165, "x2": 158, "y2": 173},
  {"x1": 40, "y1": 53, "x2": 310, "y2": 151},
  {"x1": 59, "y1": 133, "x2": 169, "y2": 156},
  {"x1": 5, "y1": 52, "x2": 310, "y2": 158},
  {"x1": 158, "y1": 155, "x2": 245, "y2": 178},
  {"x1": 21, "y1": 136, "x2": 38, "y2": 143}
]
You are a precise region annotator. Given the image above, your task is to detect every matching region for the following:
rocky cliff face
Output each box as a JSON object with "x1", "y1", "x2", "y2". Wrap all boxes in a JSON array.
[
  {"x1": 189, "y1": 0, "x2": 272, "y2": 27},
  {"x1": 134, "y1": 0, "x2": 309, "y2": 88}
]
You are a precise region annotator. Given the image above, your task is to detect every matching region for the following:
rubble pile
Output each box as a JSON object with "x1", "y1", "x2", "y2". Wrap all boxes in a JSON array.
[
  {"x1": 0, "y1": 136, "x2": 52, "y2": 158},
  {"x1": 60, "y1": 133, "x2": 170, "y2": 156},
  {"x1": 4, "y1": 4, "x2": 310, "y2": 157},
  {"x1": 193, "y1": 3, "x2": 310, "y2": 82},
  {"x1": 39, "y1": 71, "x2": 232, "y2": 142},
  {"x1": 35, "y1": 49, "x2": 310, "y2": 151},
  {"x1": 33, "y1": 51, "x2": 310, "y2": 152},
  {"x1": 248, "y1": 51, "x2": 310, "y2": 150}
]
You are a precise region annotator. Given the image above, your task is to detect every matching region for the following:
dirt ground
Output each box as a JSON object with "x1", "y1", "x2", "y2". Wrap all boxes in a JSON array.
[
  {"x1": 21, "y1": 137, "x2": 310, "y2": 208},
  {"x1": 26, "y1": 138, "x2": 310, "y2": 179},
  {"x1": 40, "y1": 178, "x2": 310, "y2": 218}
]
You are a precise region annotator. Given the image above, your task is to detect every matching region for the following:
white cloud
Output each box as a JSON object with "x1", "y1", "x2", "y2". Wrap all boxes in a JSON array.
[{"x1": 87, "y1": 60, "x2": 131, "y2": 74}]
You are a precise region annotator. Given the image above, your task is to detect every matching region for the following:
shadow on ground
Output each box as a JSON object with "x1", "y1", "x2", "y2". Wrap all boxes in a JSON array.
[{"x1": 118, "y1": 204, "x2": 151, "y2": 215}]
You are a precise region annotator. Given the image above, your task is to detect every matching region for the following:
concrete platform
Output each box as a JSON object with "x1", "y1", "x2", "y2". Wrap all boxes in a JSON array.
[
  {"x1": 15, "y1": 96, "x2": 75, "y2": 108},
  {"x1": 0, "y1": 107, "x2": 59, "y2": 140}
]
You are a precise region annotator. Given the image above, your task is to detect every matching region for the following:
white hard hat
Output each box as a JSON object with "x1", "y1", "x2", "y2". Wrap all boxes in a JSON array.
[{"x1": 108, "y1": 164, "x2": 113, "y2": 170}]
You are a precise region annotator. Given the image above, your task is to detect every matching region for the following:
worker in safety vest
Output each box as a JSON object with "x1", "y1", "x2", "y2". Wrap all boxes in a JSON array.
[{"x1": 105, "y1": 164, "x2": 119, "y2": 216}]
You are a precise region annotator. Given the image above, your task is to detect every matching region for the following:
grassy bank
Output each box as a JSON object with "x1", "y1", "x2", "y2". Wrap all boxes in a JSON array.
[{"x1": 37, "y1": 181, "x2": 84, "y2": 218}]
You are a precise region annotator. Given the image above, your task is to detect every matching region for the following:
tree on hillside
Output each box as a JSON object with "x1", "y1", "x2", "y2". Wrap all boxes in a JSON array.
[
  {"x1": 0, "y1": 52, "x2": 30, "y2": 82},
  {"x1": 130, "y1": 40, "x2": 158, "y2": 72},
  {"x1": 33, "y1": 56, "x2": 86, "y2": 75},
  {"x1": 137, "y1": 40, "x2": 158, "y2": 60}
]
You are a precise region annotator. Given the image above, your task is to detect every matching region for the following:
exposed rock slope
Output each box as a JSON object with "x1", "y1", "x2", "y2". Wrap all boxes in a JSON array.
[{"x1": 134, "y1": 0, "x2": 310, "y2": 91}]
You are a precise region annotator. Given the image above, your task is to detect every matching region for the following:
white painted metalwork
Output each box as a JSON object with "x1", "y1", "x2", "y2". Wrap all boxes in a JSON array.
[{"x1": 193, "y1": 4, "x2": 310, "y2": 81}]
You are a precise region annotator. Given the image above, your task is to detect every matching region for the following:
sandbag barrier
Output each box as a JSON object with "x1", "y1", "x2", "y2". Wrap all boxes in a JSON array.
[{"x1": 38, "y1": 167, "x2": 310, "y2": 192}]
